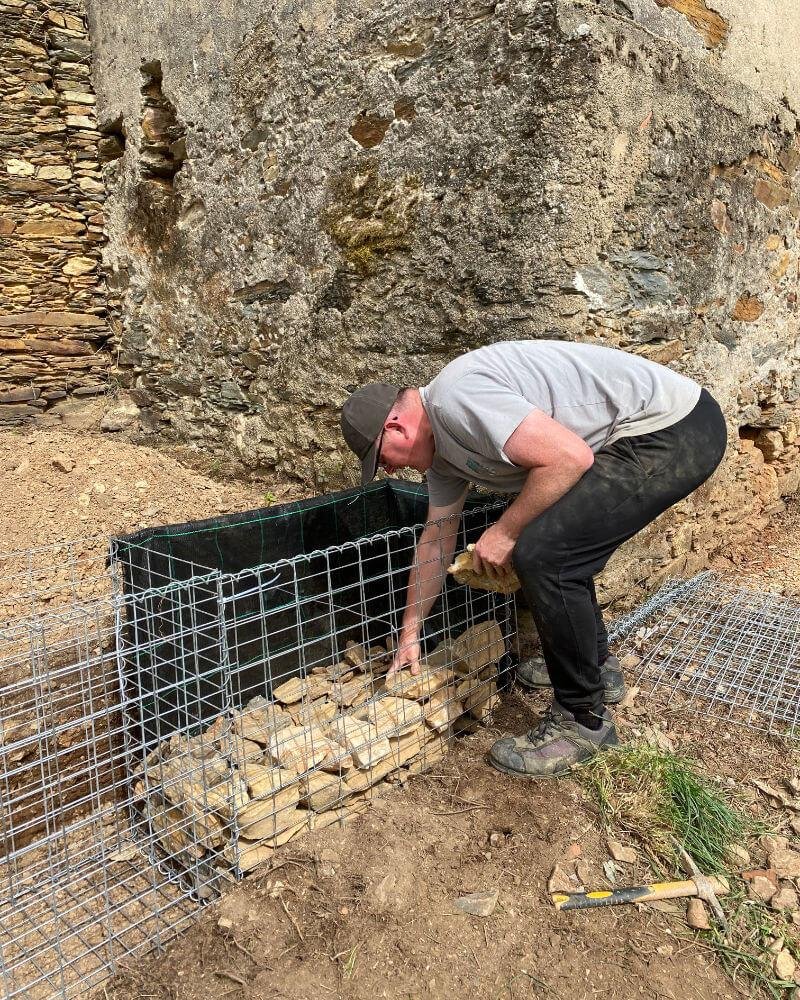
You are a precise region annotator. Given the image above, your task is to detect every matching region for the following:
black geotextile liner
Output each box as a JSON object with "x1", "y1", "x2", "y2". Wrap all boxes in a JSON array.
[{"x1": 113, "y1": 481, "x2": 512, "y2": 746}]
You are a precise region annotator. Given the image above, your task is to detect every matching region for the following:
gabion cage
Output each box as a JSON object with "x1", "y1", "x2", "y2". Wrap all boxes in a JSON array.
[
  {"x1": 0, "y1": 482, "x2": 517, "y2": 1000},
  {"x1": 0, "y1": 538, "x2": 198, "y2": 1000},
  {"x1": 113, "y1": 481, "x2": 517, "y2": 885}
]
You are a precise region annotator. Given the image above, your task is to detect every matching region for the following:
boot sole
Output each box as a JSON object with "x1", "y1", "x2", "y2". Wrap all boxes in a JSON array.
[
  {"x1": 487, "y1": 736, "x2": 618, "y2": 780},
  {"x1": 516, "y1": 675, "x2": 626, "y2": 706},
  {"x1": 487, "y1": 755, "x2": 574, "y2": 779}
]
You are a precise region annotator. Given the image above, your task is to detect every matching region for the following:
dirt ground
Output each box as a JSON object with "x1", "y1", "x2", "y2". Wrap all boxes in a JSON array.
[{"x1": 2, "y1": 412, "x2": 799, "y2": 1000}]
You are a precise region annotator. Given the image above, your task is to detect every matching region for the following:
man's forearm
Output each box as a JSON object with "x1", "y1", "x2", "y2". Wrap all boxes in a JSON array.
[
  {"x1": 496, "y1": 461, "x2": 589, "y2": 540},
  {"x1": 400, "y1": 523, "x2": 460, "y2": 635}
]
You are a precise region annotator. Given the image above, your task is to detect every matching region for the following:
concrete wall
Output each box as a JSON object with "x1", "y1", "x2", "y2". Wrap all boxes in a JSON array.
[
  {"x1": 0, "y1": 0, "x2": 112, "y2": 421},
  {"x1": 87, "y1": 0, "x2": 799, "y2": 601}
]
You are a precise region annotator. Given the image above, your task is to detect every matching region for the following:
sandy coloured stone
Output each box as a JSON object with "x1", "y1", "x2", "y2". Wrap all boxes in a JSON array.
[
  {"x1": 748, "y1": 875, "x2": 778, "y2": 903},
  {"x1": 386, "y1": 724, "x2": 430, "y2": 766},
  {"x1": 451, "y1": 621, "x2": 505, "y2": 674},
  {"x1": 265, "y1": 724, "x2": 340, "y2": 774},
  {"x1": 686, "y1": 897, "x2": 710, "y2": 929},
  {"x1": 290, "y1": 696, "x2": 337, "y2": 728},
  {"x1": 774, "y1": 949, "x2": 797, "y2": 982},
  {"x1": 239, "y1": 760, "x2": 297, "y2": 798},
  {"x1": 423, "y1": 687, "x2": 463, "y2": 732},
  {"x1": 405, "y1": 734, "x2": 447, "y2": 774},
  {"x1": 149, "y1": 804, "x2": 206, "y2": 860},
  {"x1": 312, "y1": 799, "x2": 369, "y2": 831},
  {"x1": 300, "y1": 771, "x2": 350, "y2": 811},
  {"x1": 330, "y1": 715, "x2": 392, "y2": 769},
  {"x1": 38, "y1": 164, "x2": 72, "y2": 181},
  {"x1": 448, "y1": 547, "x2": 520, "y2": 594},
  {"x1": 468, "y1": 685, "x2": 500, "y2": 722},
  {"x1": 232, "y1": 704, "x2": 291, "y2": 744},
  {"x1": 384, "y1": 665, "x2": 455, "y2": 700},
  {"x1": 607, "y1": 838, "x2": 637, "y2": 865},
  {"x1": 216, "y1": 731, "x2": 263, "y2": 763},
  {"x1": 272, "y1": 676, "x2": 306, "y2": 704},
  {"x1": 224, "y1": 838, "x2": 273, "y2": 872},
  {"x1": 423, "y1": 643, "x2": 454, "y2": 670},
  {"x1": 771, "y1": 883, "x2": 799, "y2": 912},
  {"x1": 761, "y1": 836, "x2": 800, "y2": 879},
  {"x1": 240, "y1": 805, "x2": 310, "y2": 844},
  {"x1": 330, "y1": 676, "x2": 372, "y2": 707},
  {"x1": 238, "y1": 782, "x2": 301, "y2": 827},
  {"x1": 62, "y1": 254, "x2": 98, "y2": 277},
  {"x1": 343, "y1": 641, "x2": 367, "y2": 669},
  {"x1": 343, "y1": 752, "x2": 400, "y2": 793},
  {"x1": 158, "y1": 751, "x2": 231, "y2": 791},
  {"x1": 325, "y1": 660, "x2": 355, "y2": 682},
  {"x1": 453, "y1": 889, "x2": 499, "y2": 917},
  {"x1": 5, "y1": 158, "x2": 35, "y2": 177},
  {"x1": 358, "y1": 696, "x2": 425, "y2": 737}
]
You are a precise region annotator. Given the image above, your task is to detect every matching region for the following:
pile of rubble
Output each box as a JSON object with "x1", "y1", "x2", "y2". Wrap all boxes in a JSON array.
[{"x1": 134, "y1": 620, "x2": 504, "y2": 875}]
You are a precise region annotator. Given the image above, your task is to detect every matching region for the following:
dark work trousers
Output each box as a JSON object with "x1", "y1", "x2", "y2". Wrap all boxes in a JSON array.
[{"x1": 511, "y1": 389, "x2": 727, "y2": 715}]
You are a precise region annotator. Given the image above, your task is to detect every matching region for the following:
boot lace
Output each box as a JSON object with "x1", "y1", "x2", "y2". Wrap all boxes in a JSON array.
[{"x1": 526, "y1": 709, "x2": 567, "y2": 745}]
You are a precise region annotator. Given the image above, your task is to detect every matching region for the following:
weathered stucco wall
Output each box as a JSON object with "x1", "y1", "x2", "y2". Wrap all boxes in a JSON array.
[
  {"x1": 87, "y1": 0, "x2": 799, "y2": 601},
  {"x1": 0, "y1": 0, "x2": 111, "y2": 421}
]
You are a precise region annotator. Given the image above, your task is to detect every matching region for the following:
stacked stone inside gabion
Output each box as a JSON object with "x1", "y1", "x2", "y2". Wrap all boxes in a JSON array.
[{"x1": 134, "y1": 620, "x2": 504, "y2": 876}]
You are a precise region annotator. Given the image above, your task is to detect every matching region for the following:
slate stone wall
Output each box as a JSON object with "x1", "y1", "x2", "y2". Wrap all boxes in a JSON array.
[{"x1": 0, "y1": 0, "x2": 112, "y2": 421}]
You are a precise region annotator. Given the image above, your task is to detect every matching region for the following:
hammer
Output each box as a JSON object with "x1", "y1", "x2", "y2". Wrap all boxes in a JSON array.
[
  {"x1": 552, "y1": 839, "x2": 729, "y2": 923},
  {"x1": 551, "y1": 874, "x2": 730, "y2": 912}
]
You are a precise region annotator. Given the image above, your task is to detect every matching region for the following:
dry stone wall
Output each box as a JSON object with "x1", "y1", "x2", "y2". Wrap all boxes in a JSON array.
[
  {"x1": 0, "y1": 0, "x2": 111, "y2": 422},
  {"x1": 84, "y1": 0, "x2": 799, "y2": 603}
]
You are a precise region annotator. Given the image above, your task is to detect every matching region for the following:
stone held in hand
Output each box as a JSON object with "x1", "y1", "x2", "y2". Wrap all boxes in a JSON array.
[{"x1": 448, "y1": 546, "x2": 520, "y2": 595}]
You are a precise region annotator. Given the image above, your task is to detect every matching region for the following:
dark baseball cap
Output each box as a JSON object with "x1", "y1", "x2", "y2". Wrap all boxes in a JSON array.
[{"x1": 341, "y1": 383, "x2": 401, "y2": 485}]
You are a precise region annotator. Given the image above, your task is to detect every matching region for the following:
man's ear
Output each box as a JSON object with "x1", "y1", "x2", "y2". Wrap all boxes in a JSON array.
[{"x1": 384, "y1": 414, "x2": 409, "y2": 437}]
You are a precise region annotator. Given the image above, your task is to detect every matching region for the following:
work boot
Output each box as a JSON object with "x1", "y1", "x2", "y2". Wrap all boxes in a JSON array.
[
  {"x1": 487, "y1": 701, "x2": 618, "y2": 779},
  {"x1": 515, "y1": 654, "x2": 626, "y2": 705}
]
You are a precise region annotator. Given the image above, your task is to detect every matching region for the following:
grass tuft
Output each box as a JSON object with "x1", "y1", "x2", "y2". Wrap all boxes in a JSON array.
[{"x1": 579, "y1": 743, "x2": 754, "y2": 874}]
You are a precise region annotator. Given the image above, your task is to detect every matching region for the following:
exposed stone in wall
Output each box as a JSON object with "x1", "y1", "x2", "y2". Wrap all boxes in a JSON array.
[
  {"x1": 86, "y1": 0, "x2": 799, "y2": 602},
  {"x1": 0, "y1": 0, "x2": 111, "y2": 422}
]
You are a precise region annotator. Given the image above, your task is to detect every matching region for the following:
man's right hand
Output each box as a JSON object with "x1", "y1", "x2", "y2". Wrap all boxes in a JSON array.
[{"x1": 388, "y1": 630, "x2": 422, "y2": 677}]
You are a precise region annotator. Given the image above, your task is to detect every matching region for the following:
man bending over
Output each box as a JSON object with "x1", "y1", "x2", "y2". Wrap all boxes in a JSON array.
[{"x1": 340, "y1": 340, "x2": 726, "y2": 778}]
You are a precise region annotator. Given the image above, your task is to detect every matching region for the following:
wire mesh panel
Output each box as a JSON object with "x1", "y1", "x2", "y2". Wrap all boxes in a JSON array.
[
  {"x1": 610, "y1": 571, "x2": 800, "y2": 737},
  {"x1": 0, "y1": 541, "x2": 201, "y2": 1000},
  {"x1": 113, "y1": 482, "x2": 518, "y2": 881}
]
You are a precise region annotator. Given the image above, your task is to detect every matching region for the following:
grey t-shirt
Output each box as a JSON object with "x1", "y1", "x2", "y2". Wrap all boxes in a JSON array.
[{"x1": 419, "y1": 340, "x2": 701, "y2": 506}]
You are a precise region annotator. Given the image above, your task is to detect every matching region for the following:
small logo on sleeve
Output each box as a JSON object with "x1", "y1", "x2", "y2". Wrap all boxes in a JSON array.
[{"x1": 466, "y1": 458, "x2": 494, "y2": 476}]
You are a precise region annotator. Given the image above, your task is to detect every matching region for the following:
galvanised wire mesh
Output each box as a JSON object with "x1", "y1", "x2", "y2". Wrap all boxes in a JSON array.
[
  {"x1": 609, "y1": 571, "x2": 800, "y2": 737},
  {"x1": 113, "y1": 484, "x2": 517, "y2": 883},
  {"x1": 0, "y1": 538, "x2": 198, "y2": 1000},
  {"x1": 0, "y1": 483, "x2": 517, "y2": 1000}
]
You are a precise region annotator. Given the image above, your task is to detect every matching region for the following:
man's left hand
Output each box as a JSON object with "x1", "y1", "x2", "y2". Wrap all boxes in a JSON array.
[{"x1": 472, "y1": 523, "x2": 518, "y2": 579}]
